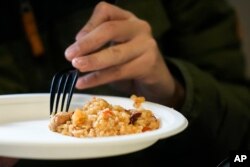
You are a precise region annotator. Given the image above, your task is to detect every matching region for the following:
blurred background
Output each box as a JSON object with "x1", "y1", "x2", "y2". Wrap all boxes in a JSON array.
[{"x1": 228, "y1": 0, "x2": 250, "y2": 79}]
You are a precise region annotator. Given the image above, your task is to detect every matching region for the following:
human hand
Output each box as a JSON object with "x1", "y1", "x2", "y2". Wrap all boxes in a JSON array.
[
  {"x1": 0, "y1": 157, "x2": 18, "y2": 167},
  {"x1": 65, "y1": 2, "x2": 184, "y2": 108}
]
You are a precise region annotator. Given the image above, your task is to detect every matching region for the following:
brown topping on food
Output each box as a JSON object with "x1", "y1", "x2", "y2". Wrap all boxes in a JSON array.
[{"x1": 129, "y1": 112, "x2": 142, "y2": 124}]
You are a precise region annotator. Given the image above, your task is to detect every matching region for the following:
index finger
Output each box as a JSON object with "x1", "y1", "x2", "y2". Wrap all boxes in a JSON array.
[{"x1": 76, "y1": 1, "x2": 134, "y2": 40}]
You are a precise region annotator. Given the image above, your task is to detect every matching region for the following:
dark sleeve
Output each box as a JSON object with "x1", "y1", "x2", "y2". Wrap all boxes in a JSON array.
[
  {"x1": 161, "y1": 0, "x2": 246, "y2": 81},
  {"x1": 160, "y1": 0, "x2": 250, "y2": 157}
]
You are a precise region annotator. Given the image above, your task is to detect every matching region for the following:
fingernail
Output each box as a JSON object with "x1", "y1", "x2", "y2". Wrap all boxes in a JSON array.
[
  {"x1": 72, "y1": 58, "x2": 79, "y2": 66},
  {"x1": 72, "y1": 58, "x2": 86, "y2": 68},
  {"x1": 65, "y1": 44, "x2": 79, "y2": 59}
]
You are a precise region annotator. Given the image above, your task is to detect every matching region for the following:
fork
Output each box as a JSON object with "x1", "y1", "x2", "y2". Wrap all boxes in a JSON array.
[{"x1": 50, "y1": 68, "x2": 78, "y2": 115}]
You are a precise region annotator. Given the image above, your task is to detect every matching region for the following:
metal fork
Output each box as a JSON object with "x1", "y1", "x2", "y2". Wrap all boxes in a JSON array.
[{"x1": 50, "y1": 68, "x2": 78, "y2": 115}]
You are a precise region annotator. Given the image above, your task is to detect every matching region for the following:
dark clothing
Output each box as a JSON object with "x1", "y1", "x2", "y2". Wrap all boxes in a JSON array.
[{"x1": 0, "y1": 0, "x2": 249, "y2": 166}]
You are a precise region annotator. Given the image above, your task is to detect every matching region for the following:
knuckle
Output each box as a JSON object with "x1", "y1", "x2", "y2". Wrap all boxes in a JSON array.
[
  {"x1": 138, "y1": 20, "x2": 152, "y2": 34},
  {"x1": 107, "y1": 46, "x2": 121, "y2": 58},
  {"x1": 91, "y1": 71, "x2": 101, "y2": 81},
  {"x1": 145, "y1": 38, "x2": 158, "y2": 51},
  {"x1": 111, "y1": 66, "x2": 122, "y2": 78},
  {"x1": 126, "y1": 11, "x2": 136, "y2": 18},
  {"x1": 95, "y1": 2, "x2": 109, "y2": 14},
  {"x1": 144, "y1": 39, "x2": 159, "y2": 64}
]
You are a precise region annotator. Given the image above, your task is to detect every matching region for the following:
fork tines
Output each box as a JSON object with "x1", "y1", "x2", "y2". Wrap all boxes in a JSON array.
[{"x1": 50, "y1": 68, "x2": 78, "y2": 115}]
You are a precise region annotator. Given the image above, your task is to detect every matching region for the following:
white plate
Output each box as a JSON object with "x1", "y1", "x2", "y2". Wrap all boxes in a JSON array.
[{"x1": 0, "y1": 93, "x2": 188, "y2": 160}]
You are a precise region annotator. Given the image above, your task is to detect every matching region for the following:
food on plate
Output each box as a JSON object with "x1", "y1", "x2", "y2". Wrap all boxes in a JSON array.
[{"x1": 49, "y1": 95, "x2": 160, "y2": 137}]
